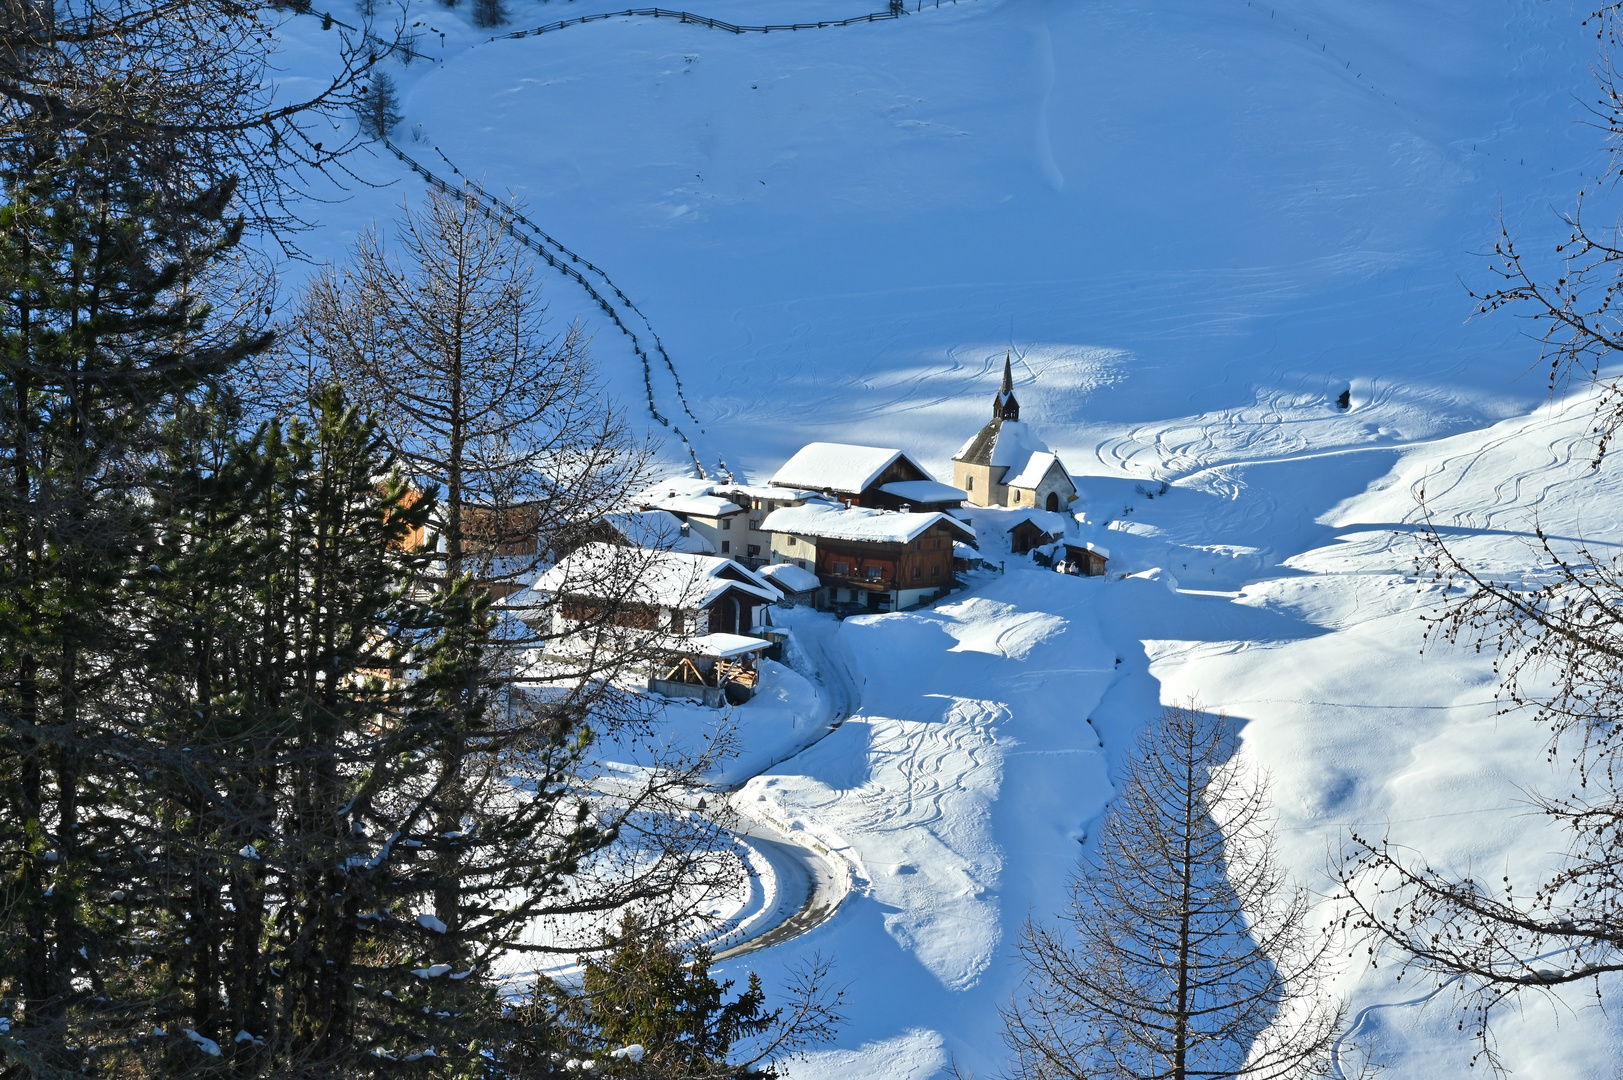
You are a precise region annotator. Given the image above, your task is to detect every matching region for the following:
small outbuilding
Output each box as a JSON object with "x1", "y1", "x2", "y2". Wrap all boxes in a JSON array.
[
  {"x1": 1058, "y1": 541, "x2": 1110, "y2": 577},
  {"x1": 1009, "y1": 516, "x2": 1061, "y2": 556},
  {"x1": 649, "y1": 633, "x2": 775, "y2": 707}
]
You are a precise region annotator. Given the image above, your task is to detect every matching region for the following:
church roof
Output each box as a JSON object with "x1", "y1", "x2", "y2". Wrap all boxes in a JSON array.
[
  {"x1": 955, "y1": 417, "x2": 1002, "y2": 465},
  {"x1": 1004, "y1": 451, "x2": 1063, "y2": 490}
]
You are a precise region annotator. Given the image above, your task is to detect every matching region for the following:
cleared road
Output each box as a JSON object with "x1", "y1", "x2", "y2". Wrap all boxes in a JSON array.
[{"x1": 712, "y1": 615, "x2": 861, "y2": 960}]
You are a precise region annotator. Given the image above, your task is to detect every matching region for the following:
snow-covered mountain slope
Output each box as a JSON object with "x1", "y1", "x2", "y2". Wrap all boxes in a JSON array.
[{"x1": 268, "y1": 0, "x2": 1623, "y2": 1074}]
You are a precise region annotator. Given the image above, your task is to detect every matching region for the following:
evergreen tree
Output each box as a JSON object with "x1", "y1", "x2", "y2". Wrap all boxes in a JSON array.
[
  {"x1": 503, "y1": 914, "x2": 843, "y2": 1079},
  {"x1": 0, "y1": 142, "x2": 267, "y2": 1073},
  {"x1": 472, "y1": 0, "x2": 508, "y2": 28},
  {"x1": 356, "y1": 71, "x2": 402, "y2": 140}
]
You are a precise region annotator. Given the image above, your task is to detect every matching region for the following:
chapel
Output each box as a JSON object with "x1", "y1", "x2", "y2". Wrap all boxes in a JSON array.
[{"x1": 951, "y1": 354, "x2": 1079, "y2": 511}]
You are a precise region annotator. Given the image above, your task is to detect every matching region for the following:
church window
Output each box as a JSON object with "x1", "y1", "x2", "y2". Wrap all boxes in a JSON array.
[{"x1": 966, "y1": 475, "x2": 974, "y2": 491}]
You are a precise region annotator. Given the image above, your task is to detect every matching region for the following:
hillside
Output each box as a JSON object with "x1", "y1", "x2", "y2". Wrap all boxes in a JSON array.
[{"x1": 273, "y1": 1, "x2": 1623, "y2": 1075}]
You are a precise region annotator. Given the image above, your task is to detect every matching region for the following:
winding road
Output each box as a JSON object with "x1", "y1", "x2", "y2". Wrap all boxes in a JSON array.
[{"x1": 710, "y1": 615, "x2": 862, "y2": 960}]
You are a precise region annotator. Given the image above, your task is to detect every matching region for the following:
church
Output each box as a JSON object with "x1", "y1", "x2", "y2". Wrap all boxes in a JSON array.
[{"x1": 951, "y1": 355, "x2": 1079, "y2": 512}]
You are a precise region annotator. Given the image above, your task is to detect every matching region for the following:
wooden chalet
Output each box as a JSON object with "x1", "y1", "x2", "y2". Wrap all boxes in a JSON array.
[
  {"x1": 519, "y1": 542, "x2": 782, "y2": 639},
  {"x1": 760, "y1": 500, "x2": 977, "y2": 615},
  {"x1": 770, "y1": 443, "x2": 964, "y2": 511}
]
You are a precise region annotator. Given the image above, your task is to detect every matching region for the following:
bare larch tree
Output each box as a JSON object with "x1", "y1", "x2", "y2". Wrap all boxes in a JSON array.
[
  {"x1": 285, "y1": 183, "x2": 646, "y2": 594},
  {"x1": 1006, "y1": 704, "x2": 1344, "y2": 1080}
]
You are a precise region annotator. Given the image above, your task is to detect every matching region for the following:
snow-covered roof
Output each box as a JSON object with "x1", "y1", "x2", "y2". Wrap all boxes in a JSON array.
[
  {"x1": 713, "y1": 484, "x2": 817, "y2": 503},
  {"x1": 600, "y1": 510, "x2": 713, "y2": 554},
  {"x1": 761, "y1": 502, "x2": 977, "y2": 547},
  {"x1": 532, "y1": 543, "x2": 780, "y2": 610},
  {"x1": 878, "y1": 480, "x2": 968, "y2": 504},
  {"x1": 672, "y1": 632, "x2": 775, "y2": 658},
  {"x1": 770, "y1": 442, "x2": 931, "y2": 495},
  {"x1": 1004, "y1": 451, "x2": 1064, "y2": 490},
  {"x1": 641, "y1": 493, "x2": 745, "y2": 518},
  {"x1": 988, "y1": 421, "x2": 1050, "y2": 469},
  {"x1": 637, "y1": 475, "x2": 715, "y2": 501},
  {"x1": 1059, "y1": 539, "x2": 1109, "y2": 561},
  {"x1": 757, "y1": 562, "x2": 822, "y2": 593}
]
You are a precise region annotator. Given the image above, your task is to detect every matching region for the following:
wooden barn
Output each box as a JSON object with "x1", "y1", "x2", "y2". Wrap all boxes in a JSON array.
[
  {"x1": 1008, "y1": 516, "x2": 1061, "y2": 555},
  {"x1": 1058, "y1": 541, "x2": 1110, "y2": 577}
]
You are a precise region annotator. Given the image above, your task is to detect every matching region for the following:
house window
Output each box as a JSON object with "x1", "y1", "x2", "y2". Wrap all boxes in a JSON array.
[
  {"x1": 834, "y1": 561, "x2": 850, "y2": 576},
  {"x1": 797, "y1": 559, "x2": 807, "y2": 569},
  {"x1": 866, "y1": 565, "x2": 883, "y2": 580},
  {"x1": 669, "y1": 611, "x2": 686, "y2": 634},
  {"x1": 931, "y1": 565, "x2": 941, "y2": 578},
  {"x1": 722, "y1": 518, "x2": 732, "y2": 530},
  {"x1": 750, "y1": 519, "x2": 761, "y2": 530},
  {"x1": 721, "y1": 540, "x2": 730, "y2": 553},
  {"x1": 788, "y1": 535, "x2": 797, "y2": 546},
  {"x1": 966, "y1": 475, "x2": 974, "y2": 491},
  {"x1": 912, "y1": 566, "x2": 921, "y2": 579},
  {"x1": 747, "y1": 544, "x2": 760, "y2": 557}
]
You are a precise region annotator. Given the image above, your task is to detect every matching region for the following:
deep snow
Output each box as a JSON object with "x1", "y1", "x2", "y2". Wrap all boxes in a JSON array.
[{"x1": 266, "y1": 0, "x2": 1623, "y2": 1073}]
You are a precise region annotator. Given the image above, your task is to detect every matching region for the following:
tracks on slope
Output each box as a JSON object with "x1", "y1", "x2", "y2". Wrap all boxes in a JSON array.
[{"x1": 382, "y1": 138, "x2": 719, "y2": 475}]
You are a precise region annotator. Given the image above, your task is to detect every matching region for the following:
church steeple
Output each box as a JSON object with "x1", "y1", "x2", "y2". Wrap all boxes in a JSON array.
[{"x1": 994, "y1": 351, "x2": 1020, "y2": 421}]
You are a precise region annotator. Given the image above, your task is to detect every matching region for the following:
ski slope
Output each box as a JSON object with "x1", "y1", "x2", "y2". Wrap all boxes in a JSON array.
[{"x1": 269, "y1": 0, "x2": 1623, "y2": 1074}]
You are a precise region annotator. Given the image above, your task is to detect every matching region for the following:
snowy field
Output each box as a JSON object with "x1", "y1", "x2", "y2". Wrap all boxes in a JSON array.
[{"x1": 270, "y1": 0, "x2": 1623, "y2": 1074}]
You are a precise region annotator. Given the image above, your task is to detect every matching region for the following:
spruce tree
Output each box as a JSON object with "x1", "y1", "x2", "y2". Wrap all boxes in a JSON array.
[
  {"x1": 0, "y1": 144, "x2": 267, "y2": 1073},
  {"x1": 472, "y1": 0, "x2": 508, "y2": 28},
  {"x1": 357, "y1": 71, "x2": 403, "y2": 140}
]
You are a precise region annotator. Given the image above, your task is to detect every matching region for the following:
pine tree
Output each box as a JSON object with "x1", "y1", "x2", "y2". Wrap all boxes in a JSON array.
[
  {"x1": 356, "y1": 70, "x2": 402, "y2": 141},
  {"x1": 1005, "y1": 704, "x2": 1343, "y2": 1080},
  {"x1": 504, "y1": 914, "x2": 844, "y2": 1079},
  {"x1": 472, "y1": 0, "x2": 508, "y2": 28},
  {"x1": 0, "y1": 143, "x2": 267, "y2": 1072}
]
